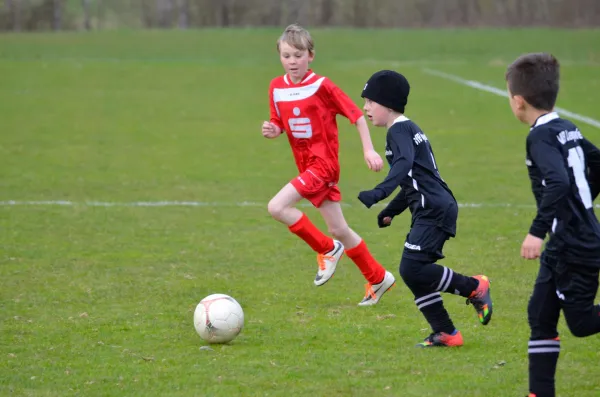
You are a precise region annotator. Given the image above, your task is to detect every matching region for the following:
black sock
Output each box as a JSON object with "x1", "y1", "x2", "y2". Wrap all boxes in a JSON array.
[
  {"x1": 528, "y1": 338, "x2": 560, "y2": 397},
  {"x1": 433, "y1": 265, "x2": 479, "y2": 297},
  {"x1": 415, "y1": 292, "x2": 455, "y2": 334}
]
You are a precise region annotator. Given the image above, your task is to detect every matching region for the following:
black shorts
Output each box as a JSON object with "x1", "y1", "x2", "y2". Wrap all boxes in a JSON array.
[
  {"x1": 536, "y1": 252, "x2": 600, "y2": 309},
  {"x1": 402, "y1": 222, "x2": 451, "y2": 262}
]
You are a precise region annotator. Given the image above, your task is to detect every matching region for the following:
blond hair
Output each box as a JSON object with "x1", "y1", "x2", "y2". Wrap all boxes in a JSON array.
[{"x1": 276, "y1": 24, "x2": 314, "y2": 54}]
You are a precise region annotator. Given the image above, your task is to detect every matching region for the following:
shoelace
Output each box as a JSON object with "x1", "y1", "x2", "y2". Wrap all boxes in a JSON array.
[
  {"x1": 316, "y1": 254, "x2": 335, "y2": 271},
  {"x1": 363, "y1": 283, "x2": 377, "y2": 300},
  {"x1": 420, "y1": 333, "x2": 436, "y2": 345},
  {"x1": 465, "y1": 284, "x2": 484, "y2": 306},
  {"x1": 465, "y1": 298, "x2": 482, "y2": 308}
]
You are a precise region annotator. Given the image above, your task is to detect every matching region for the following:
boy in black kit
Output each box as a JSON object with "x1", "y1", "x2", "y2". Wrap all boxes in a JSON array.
[
  {"x1": 357, "y1": 70, "x2": 494, "y2": 347},
  {"x1": 505, "y1": 53, "x2": 600, "y2": 397}
]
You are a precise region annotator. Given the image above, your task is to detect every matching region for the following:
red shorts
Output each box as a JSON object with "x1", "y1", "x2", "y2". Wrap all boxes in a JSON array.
[{"x1": 290, "y1": 168, "x2": 341, "y2": 208}]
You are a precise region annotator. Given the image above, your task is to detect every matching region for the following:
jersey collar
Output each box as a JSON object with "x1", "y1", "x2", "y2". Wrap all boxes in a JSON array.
[
  {"x1": 284, "y1": 69, "x2": 316, "y2": 86},
  {"x1": 531, "y1": 111, "x2": 559, "y2": 130},
  {"x1": 391, "y1": 115, "x2": 410, "y2": 125}
]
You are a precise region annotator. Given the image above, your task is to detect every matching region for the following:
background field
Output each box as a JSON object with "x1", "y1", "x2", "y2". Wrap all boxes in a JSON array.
[{"x1": 1, "y1": 29, "x2": 599, "y2": 397}]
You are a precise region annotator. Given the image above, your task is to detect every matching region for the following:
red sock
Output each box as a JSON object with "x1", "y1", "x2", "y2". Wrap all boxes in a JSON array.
[
  {"x1": 288, "y1": 214, "x2": 334, "y2": 254},
  {"x1": 345, "y1": 240, "x2": 385, "y2": 284}
]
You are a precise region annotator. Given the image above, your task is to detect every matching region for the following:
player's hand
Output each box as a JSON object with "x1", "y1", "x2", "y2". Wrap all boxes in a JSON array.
[
  {"x1": 521, "y1": 234, "x2": 543, "y2": 260},
  {"x1": 262, "y1": 121, "x2": 281, "y2": 139},
  {"x1": 364, "y1": 149, "x2": 383, "y2": 172},
  {"x1": 377, "y1": 209, "x2": 394, "y2": 228}
]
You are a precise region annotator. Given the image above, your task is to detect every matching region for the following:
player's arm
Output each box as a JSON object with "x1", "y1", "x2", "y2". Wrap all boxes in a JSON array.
[
  {"x1": 528, "y1": 167, "x2": 544, "y2": 209},
  {"x1": 326, "y1": 81, "x2": 383, "y2": 171},
  {"x1": 528, "y1": 135, "x2": 571, "y2": 239},
  {"x1": 384, "y1": 189, "x2": 409, "y2": 216},
  {"x1": 263, "y1": 82, "x2": 284, "y2": 138},
  {"x1": 377, "y1": 189, "x2": 409, "y2": 228},
  {"x1": 581, "y1": 138, "x2": 600, "y2": 200},
  {"x1": 358, "y1": 125, "x2": 414, "y2": 208},
  {"x1": 354, "y1": 116, "x2": 383, "y2": 171}
]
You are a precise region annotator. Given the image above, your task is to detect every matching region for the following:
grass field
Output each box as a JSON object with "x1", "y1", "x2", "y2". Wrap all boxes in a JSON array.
[{"x1": 1, "y1": 28, "x2": 599, "y2": 397}]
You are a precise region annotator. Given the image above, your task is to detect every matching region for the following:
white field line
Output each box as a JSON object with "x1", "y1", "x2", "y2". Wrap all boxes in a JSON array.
[
  {"x1": 0, "y1": 200, "x2": 534, "y2": 209},
  {"x1": 423, "y1": 69, "x2": 600, "y2": 129},
  {"x1": 2, "y1": 200, "x2": 599, "y2": 209}
]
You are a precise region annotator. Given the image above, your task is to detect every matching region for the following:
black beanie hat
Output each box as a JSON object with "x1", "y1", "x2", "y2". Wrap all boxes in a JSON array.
[{"x1": 361, "y1": 70, "x2": 410, "y2": 113}]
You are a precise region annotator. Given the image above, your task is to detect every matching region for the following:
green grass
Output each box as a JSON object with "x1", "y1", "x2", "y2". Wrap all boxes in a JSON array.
[{"x1": 1, "y1": 28, "x2": 599, "y2": 397}]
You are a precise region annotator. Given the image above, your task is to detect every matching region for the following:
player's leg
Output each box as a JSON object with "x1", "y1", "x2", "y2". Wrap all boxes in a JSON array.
[
  {"x1": 527, "y1": 253, "x2": 562, "y2": 397},
  {"x1": 557, "y1": 262, "x2": 600, "y2": 338},
  {"x1": 318, "y1": 199, "x2": 394, "y2": 304},
  {"x1": 267, "y1": 183, "x2": 304, "y2": 225},
  {"x1": 273, "y1": 170, "x2": 349, "y2": 286},
  {"x1": 431, "y1": 203, "x2": 493, "y2": 325},
  {"x1": 268, "y1": 182, "x2": 336, "y2": 279},
  {"x1": 317, "y1": 199, "x2": 361, "y2": 249},
  {"x1": 400, "y1": 224, "x2": 489, "y2": 346},
  {"x1": 401, "y1": 255, "x2": 463, "y2": 348},
  {"x1": 401, "y1": 224, "x2": 484, "y2": 311}
]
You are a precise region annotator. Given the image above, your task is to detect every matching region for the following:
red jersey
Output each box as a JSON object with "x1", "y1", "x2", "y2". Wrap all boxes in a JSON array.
[{"x1": 269, "y1": 70, "x2": 363, "y2": 183}]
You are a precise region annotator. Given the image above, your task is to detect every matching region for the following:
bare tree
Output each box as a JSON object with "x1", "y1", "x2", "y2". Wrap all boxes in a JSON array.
[
  {"x1": 320, "y1": 0, "x2": 334, "y2": 26},
  {"x1": 429, "y1": 0, "x2": 449, "y2": 26},
  {"x1": 536, "y1": 0, "x2": 551, "y2": 24},
  {"x1": 3, "y1": 0, "x2": 600, "y2": 31},
  {"x1": 140, "y1": 0, "x2": 153, "y2": 27},
  {"x1": 269, "y1": 0, "x2": 282, "y2": 26},
  {"x1": 81, "y1": 0, "x2": 92, "y2": 30},
  {"x1": 286, "y1": 0, "x2": 307, "y2": 25},
  {"x1": 5, "y1": 0, "x2": 13, "y2": 30},
  {"x1": 492, "y1": 0, "x2": 509, "y2": 26},
  {"x1": 52, "y1": 0, "x2": 63, "y2": 30},
  {"x1": 177, "y1": 0, "x2": 189, "y2": 29},
  {"x1": 96, "y1": 0, "x2": 104, "y2": 29},
  {"x1": 466, "y1": 0, "x2": 481, "y2": 25},
  {"x1": 352, "y1": 0, "x2": 367, "y2": 27},
  {"x1": 5, "y1": 0, "x2": 24, "y2": 31},
  {"x1": 155, "y1": 0, "x2": 173, "y2": 28},
  {"x1": 214, "y1": 0, "x2": 234, "y2": 27}
]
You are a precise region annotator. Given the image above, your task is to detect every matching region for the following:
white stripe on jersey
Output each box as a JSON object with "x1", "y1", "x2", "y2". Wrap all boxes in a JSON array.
[
  {"x1": 273, "y1": 77, "x2": 326, "y2": 104},
  {"x1": 301, "y1": 72, "x2": 316, "y2": 83}
]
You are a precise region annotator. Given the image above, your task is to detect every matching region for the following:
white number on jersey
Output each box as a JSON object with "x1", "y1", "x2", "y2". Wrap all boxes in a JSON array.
[
  {"x1": 289, "y1": 117, "x2": 313, "y2": 139},
  {"x1": 567, "y1": 146, "x2": 592, "y2": 209}
]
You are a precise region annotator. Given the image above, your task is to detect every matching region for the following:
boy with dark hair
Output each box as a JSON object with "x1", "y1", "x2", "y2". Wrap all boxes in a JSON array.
[
  {"x1": 357, "y1": 70, "x2": 493, "y2": 347},
  {"x1": 505, "y1": 52, "x2": 600, "y2": 397}
]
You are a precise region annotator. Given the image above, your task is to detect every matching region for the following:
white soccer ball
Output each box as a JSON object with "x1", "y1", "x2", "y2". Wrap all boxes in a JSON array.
[{"x1": 194, "y1": 293, "x2": 244, "y2": 344}]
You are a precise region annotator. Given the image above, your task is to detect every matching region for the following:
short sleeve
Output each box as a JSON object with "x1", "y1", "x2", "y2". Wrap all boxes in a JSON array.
[{"x1": 324, "y1": 79, "x2": 362, "y2": 124}]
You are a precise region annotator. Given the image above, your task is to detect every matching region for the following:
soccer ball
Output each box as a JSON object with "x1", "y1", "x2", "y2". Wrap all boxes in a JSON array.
[{"x1": 193, "y1": 293, "x2": 244, "y2": 344}]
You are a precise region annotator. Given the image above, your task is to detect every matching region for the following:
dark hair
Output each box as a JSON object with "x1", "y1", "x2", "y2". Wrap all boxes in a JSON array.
[{"x1": 505, "y1": 53, "x2": 560, "y2": 111}]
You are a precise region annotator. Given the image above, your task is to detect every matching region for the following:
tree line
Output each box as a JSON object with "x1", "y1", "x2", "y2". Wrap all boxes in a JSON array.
[{"x1": 1, "y1": 0, "x2": 599, "y2": 31}]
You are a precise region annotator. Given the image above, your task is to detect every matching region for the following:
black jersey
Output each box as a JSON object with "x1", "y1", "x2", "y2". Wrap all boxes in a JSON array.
[
  {"x1": 364, "y1": 116, "x2": 457, "y2": 235},
  {"x1": 526, "y1": 112, "x2": 600, "y2": 266}
]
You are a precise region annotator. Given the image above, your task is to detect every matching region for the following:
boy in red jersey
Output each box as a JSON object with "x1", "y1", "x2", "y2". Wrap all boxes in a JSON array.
[{"x1": 261, "y1": 24, "x2": 395, "y2": 305}]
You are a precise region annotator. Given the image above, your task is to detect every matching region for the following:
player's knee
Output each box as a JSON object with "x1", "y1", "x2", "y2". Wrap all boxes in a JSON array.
[
  {"x1": 566, "y1": 320, "x2": 591, "y2": 337},
  {"x1": 267, "y1": 199, "x2": 285, "y2": 221},
  {"x1": 564, "y1": 312, "x2": 599, "y2": 338}
]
